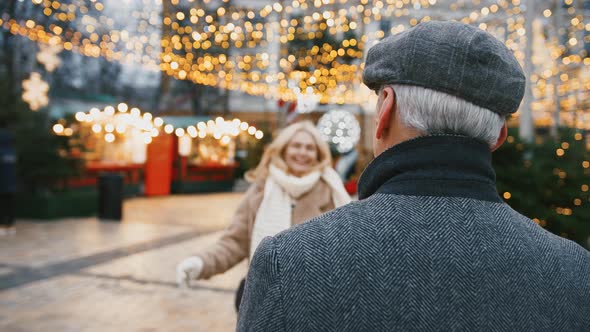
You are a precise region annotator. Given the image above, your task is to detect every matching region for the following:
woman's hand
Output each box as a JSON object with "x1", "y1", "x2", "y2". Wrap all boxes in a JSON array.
[{"x1": 176, "y1": 256, "x2": 204, "y2": 288}]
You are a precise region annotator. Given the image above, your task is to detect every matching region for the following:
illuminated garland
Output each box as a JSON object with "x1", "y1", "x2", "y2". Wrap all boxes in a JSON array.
[
  {"x1": 52, "y1": 103, "x2": 264, "y2": 143},
  {"x1": 3, "y1": 0, "x2": 589, "y2": 124}
]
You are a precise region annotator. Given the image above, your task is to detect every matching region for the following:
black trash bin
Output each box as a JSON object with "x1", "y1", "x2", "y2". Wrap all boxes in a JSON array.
[
  {"x1": 98, "y1": 173, "x2": 123, "y2": 221},
  {"x1": 0, "y1": 130, "x2": 16, "y2": 228}
]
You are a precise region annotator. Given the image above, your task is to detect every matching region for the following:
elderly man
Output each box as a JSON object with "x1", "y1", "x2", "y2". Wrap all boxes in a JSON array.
[{"x1": 237, "y1": 21, "x2": 590, "y2": 331}]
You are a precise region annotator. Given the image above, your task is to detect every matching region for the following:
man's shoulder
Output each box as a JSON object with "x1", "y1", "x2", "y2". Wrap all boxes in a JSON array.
[
  {"x1": 270, "y1": 199, "x2": 373, "y2": 254},
  {"x1": 504, "y1": 205, "x2": 590, "y2": 259},
  {"x1": 537, "y1": 222, "x2": 590, "y2": 268}
]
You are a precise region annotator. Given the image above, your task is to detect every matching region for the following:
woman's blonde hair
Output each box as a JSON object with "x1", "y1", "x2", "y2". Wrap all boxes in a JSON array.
[{"x1": 245, "y1": 121, "x2": 332, "y2": 182}]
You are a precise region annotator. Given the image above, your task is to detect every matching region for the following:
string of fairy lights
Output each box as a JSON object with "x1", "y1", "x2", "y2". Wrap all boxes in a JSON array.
[
  {"x1": 51, "y1": 102, "x2": 264, "y2": 144},
  {"x1": 157, "y1": 0, "x2": 526, "y2": 104},
  {"x1": 0, "y1": 1, "x2": 521, "y2": 100},
  {"x1": 2, "y1": 0, "x2": 590, "y2": 124}
]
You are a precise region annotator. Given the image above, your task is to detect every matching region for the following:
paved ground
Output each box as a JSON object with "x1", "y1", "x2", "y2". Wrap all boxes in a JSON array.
[{"x1": 0, "y1": 192, "x2": 248, "y2": 332}]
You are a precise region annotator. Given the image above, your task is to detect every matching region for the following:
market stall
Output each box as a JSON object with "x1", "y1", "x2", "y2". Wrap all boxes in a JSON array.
[
  {"x1": 53, "y1": 103, "x2": 152, "y2": 194},
  {"x1": 164, "y1": 116, "x2": 264, "y2": 193},
  {"x1": 53, "y1": 107, "x2": 265, "y2": 195}
]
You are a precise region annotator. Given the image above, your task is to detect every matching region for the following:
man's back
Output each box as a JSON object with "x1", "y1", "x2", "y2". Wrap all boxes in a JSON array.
[
  {"x1": 239, "y1": 194, "x2": 589, "y2": 331},
  {"x1": 237, "y1": 136, "x2": 590, "y2": 331}
]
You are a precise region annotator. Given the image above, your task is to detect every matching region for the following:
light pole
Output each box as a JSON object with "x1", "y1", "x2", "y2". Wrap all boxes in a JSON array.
[
  {"x1": 551, "y1": 0, "x2": 562, "y2": 138},
  {"x1": 520, "y1": 0, "x2": 536, "y2": 143}
]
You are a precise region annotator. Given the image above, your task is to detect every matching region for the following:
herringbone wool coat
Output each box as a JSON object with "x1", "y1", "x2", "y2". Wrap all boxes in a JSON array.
[{"x1": 237, "y1": 136, "x2": 590, "y2": 331}]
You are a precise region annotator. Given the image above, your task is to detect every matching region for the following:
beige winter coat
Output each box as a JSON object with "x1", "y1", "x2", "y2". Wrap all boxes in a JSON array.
[{"x1": 197, "y1": 179, "x2": 336, "y2": 279}]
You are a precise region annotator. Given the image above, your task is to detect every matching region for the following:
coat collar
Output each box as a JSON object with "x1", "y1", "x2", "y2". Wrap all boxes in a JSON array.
[{"x1": 357, "y1": 135, "x2": 502, "y2": 202}]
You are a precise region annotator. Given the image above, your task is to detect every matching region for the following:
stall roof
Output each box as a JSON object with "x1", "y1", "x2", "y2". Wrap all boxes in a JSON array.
[
  {"x1": 159, "y1": 116, "x2": 212, "y2": 128},
  {"x1": 48, "y1": 96, "x2": 117, "y2": 119}
]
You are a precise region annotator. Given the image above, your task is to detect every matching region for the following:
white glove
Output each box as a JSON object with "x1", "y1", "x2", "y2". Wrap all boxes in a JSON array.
[{"x1": 176, "y1": 256, "x2": 204, "y2": 288}]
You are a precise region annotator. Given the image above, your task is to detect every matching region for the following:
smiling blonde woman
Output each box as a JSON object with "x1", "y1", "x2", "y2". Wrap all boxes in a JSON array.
[{"x1": 176, "y1": 121, "x2": 351, "y2": 310}]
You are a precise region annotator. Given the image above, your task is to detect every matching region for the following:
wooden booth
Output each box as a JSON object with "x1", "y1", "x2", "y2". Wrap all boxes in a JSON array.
[{"x1": 53, "y1": 107, "x2": 265, "y2": 196}]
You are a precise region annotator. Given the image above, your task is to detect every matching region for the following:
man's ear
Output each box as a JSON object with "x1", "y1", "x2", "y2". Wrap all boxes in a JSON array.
[
  {"x1": 375, "y1": 87, "x2": 395, "y2": 140},
  {"x1": 491, "y1": 122, "x2": 508, "y2": 152}
]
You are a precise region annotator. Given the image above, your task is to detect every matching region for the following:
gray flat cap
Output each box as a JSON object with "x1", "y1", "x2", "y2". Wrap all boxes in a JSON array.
[{"x1": 363, "y1": 21, "x2": 526, "y2": 115}]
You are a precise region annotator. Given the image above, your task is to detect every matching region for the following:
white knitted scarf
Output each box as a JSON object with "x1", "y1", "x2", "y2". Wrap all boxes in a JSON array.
[{"x1": 250, "y1": 164, "x2": 350, "y2": 259}]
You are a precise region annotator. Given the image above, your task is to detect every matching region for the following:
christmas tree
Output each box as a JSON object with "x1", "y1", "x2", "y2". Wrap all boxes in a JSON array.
[{"x1": 494, "y1": 129, "x2": 590, "y2": 249}]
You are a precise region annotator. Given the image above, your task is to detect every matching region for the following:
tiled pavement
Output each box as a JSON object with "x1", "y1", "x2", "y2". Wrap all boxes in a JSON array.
[{"x1": 0, "y1": 192, "x2": 248, "y2": 332}]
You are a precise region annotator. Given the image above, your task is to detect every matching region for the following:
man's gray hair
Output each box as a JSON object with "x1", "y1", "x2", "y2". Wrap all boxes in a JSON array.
[{"x1": 386, "y1": 84, "x2": 506, "y2": 147}]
